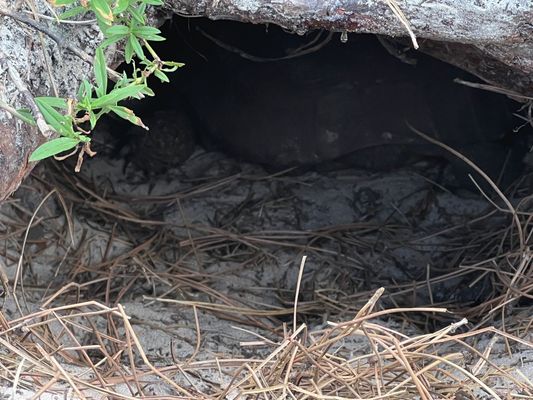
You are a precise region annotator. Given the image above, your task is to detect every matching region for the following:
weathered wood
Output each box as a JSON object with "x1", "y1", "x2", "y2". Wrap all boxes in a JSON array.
[
  {"x1": 0, "y1": 0, "x2": 101, "y2": 201},
  {"x1": 169, "y1": 0, "x2": 531, "y2": 41},
  {"x1": 167, "y1": 0, "x2": 533, "y2": 95}
]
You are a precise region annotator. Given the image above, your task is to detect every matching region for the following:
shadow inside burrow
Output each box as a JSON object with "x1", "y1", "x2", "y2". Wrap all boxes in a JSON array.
[
  {"x1": 30, "y1": 16, "x2": 533, "y2": 330},
  {"x1": 91, "y1": 16, "x2": 532, "y2": 194}
]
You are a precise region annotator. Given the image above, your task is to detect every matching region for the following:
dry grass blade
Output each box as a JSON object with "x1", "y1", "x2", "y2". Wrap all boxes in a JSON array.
[
  {"x1": 218, "y1": 296, "x2": 531, "y2": 399},
  {"x1": 384, "y1": 0, "x2": 419, "y2": 49},
  {"x1": 0, "y1": 149, "x2": 531, "y2": 398},
  {"x1": 0, "y1": 277, "x2": 530, "y2": 398}
]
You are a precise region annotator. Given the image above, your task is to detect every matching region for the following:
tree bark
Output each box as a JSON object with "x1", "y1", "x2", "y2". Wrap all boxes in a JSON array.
[
  {"x1": 0, "y1": 0, "x2": 101, "y2": 201},
  {"x1": 167, "y1": 0, "x2": 533, "y2": 95}
]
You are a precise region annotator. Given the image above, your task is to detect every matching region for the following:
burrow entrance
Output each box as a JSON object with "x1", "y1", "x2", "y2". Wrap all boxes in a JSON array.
[
  {"x1": 79, "y1": 17, "x2": 533, "y2": 321},
  {"x1": 1, "y1": 16, "x2": 532, "y2": 398},
  {"x1": 32, "y1": 18, "x2": 520, "y2": 321},
  {"x1": 99, "y1": 17, "x2": 530, "y2": 193}
]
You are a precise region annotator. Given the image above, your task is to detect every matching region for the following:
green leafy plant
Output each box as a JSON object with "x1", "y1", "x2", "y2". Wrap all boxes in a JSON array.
[{"x1": 25, "y1": 0, "x2": 182, "y2": 169}]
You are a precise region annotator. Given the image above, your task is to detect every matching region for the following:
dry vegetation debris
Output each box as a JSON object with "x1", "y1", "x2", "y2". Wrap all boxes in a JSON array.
[{"x1": 0, "y1": 153, "x2": 531, "y2": 399}]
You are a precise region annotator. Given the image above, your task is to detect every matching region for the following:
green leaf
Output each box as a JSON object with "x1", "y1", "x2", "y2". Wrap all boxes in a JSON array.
[
  {"x1": 29, "y1": 137, "x2": 80, "y2": 162},
  {"x1": 105, "y1": 25, "x2": 129, "y2": 35},
  {"x1": 128, "y1": 34, "x2": 144, "y2": 60},
  {"x1": 91, "y1": 84, "x2": 147, "y2": 108},
  {"x1": 161, "y1": 61, "x2": 184, "y2": 72},
  {"x1": 109, "y1": 105, "x2": 147, "y2": 128},
  {"x1": 153, "y1": 69, "x2": 169, "y2": 83},
  {"x1": 59, "y1": 6, "x2": 87, "y2": 20},
  {"x1": 163, "y1": 61, "x2": 185, "y2": 68},
  {"x1": 115, "y1": 71, "x2": 132, "y2": 88},
  {"x1": 89, "y1": 111, "x2": 98, "y2": 129},
  {"x1": 94, "y1": 47, "x2": 108, "y2": 97},
  {"x1": 143, "y1": 34, "x2": 165, "y2": 42},
  {"x1": 142, "y1": 0, "x2": 163, "y2": 5},
  {"x1": 50, "y1": 0, "x2": 78, "y2": 6},
  {"x1": 90, "y1": 0, "x2": 113, "y2": 24},
  {"x1": 35, "y1": 97, "x2": 67, "y2": 109},
  {"x1": 77, "y1": 80, "x2": 93, "y2": 105},
  {"x1": 141, "y1": 86, "x2": 155, "y2": 96},
  {"x1": 128, "y1": 5, "x2": 145, "y2": 24},
  {"x1": 14, "y1": 108, "x2": 36, "y2": 125},
  {"x1": 78, "y1": 134, "x2": 91, "y2": 143},
  {"x1": 35, "y1": 98, "x2": 73, "y2": 136},
  {"x1": 95, "y1": 17, "x2": 111, "y2": 33},
  {"x1": 83, "y1": 80, "x2": 93, "y2": 97},
  {"x1": 113, "y1": 0, "x2": 130, "y2": 14},
  {"x1": 131, "y1": 26, "x2": 160, "y2": 36},
  {"x1": 124, "y1": 38, "x2": 134, "y2": 63},
  {"x1": 100, "y1": 35, "x2": 124, "y2": 48}
]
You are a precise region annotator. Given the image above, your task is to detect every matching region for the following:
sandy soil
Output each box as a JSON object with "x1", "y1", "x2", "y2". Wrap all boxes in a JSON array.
[{"x1": 0, "y1": 145, "x2": 531, "y2": 398}]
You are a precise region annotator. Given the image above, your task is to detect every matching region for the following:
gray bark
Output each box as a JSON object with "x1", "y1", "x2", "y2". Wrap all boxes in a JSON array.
[
  {"x1": 0, "y1": 0, "x2": 104, "y2": 200},
  {"x1": 167, "y1": 0, "x2": 533, "y2": 95},
  {"x1": 169, "y1": 0, "x2": 531, "y2": 42}
]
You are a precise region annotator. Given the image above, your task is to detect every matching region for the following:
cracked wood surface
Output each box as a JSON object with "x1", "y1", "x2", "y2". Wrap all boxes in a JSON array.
[{"x1": 168, "y1": 0, "x2": 533, "y2": 95}]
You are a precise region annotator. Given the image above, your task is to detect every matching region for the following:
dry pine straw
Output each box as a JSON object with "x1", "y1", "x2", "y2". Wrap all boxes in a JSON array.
[
  {"x1": 0, "y1": 284, "x2": 531, "y2": 399},
  {"x1": 0, "y1": 159, "x2": 532, "y2": 398}
]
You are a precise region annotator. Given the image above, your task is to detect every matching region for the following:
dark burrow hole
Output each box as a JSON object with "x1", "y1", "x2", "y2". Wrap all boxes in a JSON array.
[
  {"x1": 96, "y1": 16, "x2": 531, "y2": 193},
  {"x1": 69, "y1": 17, "x2": 533, "y2": 327}
]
